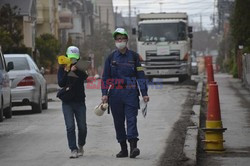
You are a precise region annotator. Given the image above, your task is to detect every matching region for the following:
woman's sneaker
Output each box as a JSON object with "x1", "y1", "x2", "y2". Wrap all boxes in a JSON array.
[
  {"x1": 70, "y1": 149, "x2": 78, "y2": 159},
  {"x1": 78, "y1": 146, "x2": 84, "y2": 156}
]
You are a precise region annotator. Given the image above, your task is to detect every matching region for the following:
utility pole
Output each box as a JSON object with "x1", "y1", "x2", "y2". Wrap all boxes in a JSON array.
[
  {"x1": 200, "y1": 14, "x2": 203, "y2": 31},
  {"x1": 61, "y1": 0, "x2": 67, "y2": 52},
  {"x1": 128, "y1": 0, "x2": 131, "y2": 48},
  {"x1": 159, "y1": 2, "x2": 163, "y2": 13},
  {"x1": 115, "y1": 6, "x2": 118, "y2": 28},
  {"x1": 106, "y1": 8, "x2": 109, "y2": 30},
  {"x1": 99, "y1": 6, "x2": 101, "y2": 30}
]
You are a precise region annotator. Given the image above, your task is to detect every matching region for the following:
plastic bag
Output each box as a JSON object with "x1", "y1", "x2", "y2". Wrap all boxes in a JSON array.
[{"x1": 140, "y1": 100, "x2": 148, "y2": 118}]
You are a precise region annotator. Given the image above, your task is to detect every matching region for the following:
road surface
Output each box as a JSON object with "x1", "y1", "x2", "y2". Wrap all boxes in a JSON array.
[{"x1": 0, "y1": 80, "x2": 197, "y2": 166}]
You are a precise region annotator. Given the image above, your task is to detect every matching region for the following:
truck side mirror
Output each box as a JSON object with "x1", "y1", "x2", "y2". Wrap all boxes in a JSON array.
[
  {"x1": 40, "y1": 67, "x2": 45, "y2": 75},
  {"x1": 7, "y1": 61, "x2": 14, "y2": 72},
  {"x1": 132, "y1": 28, "x2": 136, "y2": 35},
  {"x1": 188, "y1": 33, "x2": 193, "y2": 39},
  {"x1": 188, "y1": 26, "x2": 193, "y2": 33}
]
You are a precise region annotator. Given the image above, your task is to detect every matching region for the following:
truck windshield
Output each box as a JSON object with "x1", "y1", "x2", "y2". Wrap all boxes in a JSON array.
[{"x1": 138, "y1": 22, "x2": 186, "y2": 42}]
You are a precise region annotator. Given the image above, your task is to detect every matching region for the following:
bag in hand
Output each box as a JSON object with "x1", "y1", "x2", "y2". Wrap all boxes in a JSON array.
[{"x1": 57, "y1": 86, "x2": 75, "y2": 102}]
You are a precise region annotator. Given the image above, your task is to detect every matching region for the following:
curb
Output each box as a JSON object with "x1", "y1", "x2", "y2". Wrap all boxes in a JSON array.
[
  {"x1": 183, "y1": 76, "x2": 204, "y2": 165},
  {"x1": 47, "y1": 84, "x2": 60, "y2": 94}
]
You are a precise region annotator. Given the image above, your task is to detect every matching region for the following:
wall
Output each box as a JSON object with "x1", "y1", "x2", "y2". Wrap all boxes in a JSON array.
[{"x1": 44, "y1": 74, "x2": 57, "y2": 84}]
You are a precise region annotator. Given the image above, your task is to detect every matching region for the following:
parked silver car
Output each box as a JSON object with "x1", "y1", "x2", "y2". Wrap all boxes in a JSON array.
[
  {"x1": 0, "y1": 49, "x2": 14, "y2": 122},
  {"x1": 4, "y1": 54, "x2": 48, "y2": 113}
]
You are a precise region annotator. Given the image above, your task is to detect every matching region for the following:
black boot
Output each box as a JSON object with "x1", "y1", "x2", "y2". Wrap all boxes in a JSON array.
[
  {"x1": 116, "y1": 141, "x2": 128, "y2": 158},
  {"x1": 129, "y1": 138, "x2": 140, "y2": 158}
]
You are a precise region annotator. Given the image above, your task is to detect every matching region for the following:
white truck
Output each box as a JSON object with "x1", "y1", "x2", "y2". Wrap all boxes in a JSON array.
[{"x1": 134, "y1": 13, "x2": 193, "y2": 82}]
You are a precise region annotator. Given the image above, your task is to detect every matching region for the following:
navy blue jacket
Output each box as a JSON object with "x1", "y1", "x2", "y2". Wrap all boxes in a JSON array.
[
  {"x1": 101, "y1": 49, "x2": 148, "y2": 96},
  {"x1": 57, "y1": 66, "x2": 88, "y2": 102}
]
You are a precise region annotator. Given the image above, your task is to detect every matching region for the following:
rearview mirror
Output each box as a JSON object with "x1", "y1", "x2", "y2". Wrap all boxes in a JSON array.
[
  {"x1": 40, "y1": 67, "x2": 45, "y2": 75},
  {"x1": 7, "y1": 61, "x2": 14, "y2": 72},
  {"x1": 188, "y1": 33, "x2": 193, "y2": 39},
  {"x1": 188, "y1": 26, "x2": 193, "y2": 33}
]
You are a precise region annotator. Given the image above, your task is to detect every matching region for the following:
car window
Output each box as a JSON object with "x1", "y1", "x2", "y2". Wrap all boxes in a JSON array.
[
  {"x1": 5, "y1": 57, "x2": 30, "y2": 70},
  {"x1": 27, "y1": 56, "x2": 40, "y2": 72}
]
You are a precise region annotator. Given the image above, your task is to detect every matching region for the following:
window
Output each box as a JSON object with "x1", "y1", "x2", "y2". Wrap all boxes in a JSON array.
[
  {"x1": 5, "y1": 57, "x2": 30, "y2": 70},
  {"x1": 138, "y1": 22, "x2": 187, "y2": 42}
]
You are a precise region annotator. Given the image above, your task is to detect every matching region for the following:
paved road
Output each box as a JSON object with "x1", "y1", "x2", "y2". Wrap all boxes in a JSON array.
[{"x1": 0, "y1": 81, "x2": 196, "y2": 166}]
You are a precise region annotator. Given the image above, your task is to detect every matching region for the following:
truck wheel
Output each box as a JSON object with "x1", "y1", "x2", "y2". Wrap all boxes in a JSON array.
[{"x1": 0, "y1": 102, "x2": 3, "y2": 122}]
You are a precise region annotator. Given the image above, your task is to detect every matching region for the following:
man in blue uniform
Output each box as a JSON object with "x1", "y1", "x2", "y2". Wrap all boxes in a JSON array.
[{"x1": 101, "y1": 28, "x2": 150, "y2": 158}]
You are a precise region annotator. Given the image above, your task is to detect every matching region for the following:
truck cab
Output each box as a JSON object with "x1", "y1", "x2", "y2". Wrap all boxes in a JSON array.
[{"x1": 136, "y1": 13, "x2": 193, "y2": 82}]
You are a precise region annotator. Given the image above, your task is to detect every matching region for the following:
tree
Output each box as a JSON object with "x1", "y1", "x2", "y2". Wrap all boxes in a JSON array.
[
  {"x1": 231, "y1": 0, "x2": 250, "y2": 48},
  {"x1": 0, "y1": 27, "x2": 13, "y2": 51},
  {"x1": 82, "y1": 24, "x2": 115, "y2": 67},
  {"x1": 0, "y1": 4, "x2": 23, "y2": 52},
  {"x1": 35, "y1": 34, "x2": 60, "y2": 73},
  {"x1": 229, "y1": 0, "x2": 250, "y2": 77}
]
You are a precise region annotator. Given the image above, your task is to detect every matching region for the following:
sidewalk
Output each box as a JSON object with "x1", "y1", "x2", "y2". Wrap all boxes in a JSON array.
[
  {"x1": 47, "y1": 84, "x2": 59, "y2": 93},
  {"x1": 198, "y1": 73, "x2": 250, "y2": 165}
]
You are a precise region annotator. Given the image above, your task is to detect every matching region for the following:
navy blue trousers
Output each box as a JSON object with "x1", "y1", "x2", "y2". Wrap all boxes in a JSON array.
[{"x1": 110, "y1": 88, "x2": 139, "y2": 143}]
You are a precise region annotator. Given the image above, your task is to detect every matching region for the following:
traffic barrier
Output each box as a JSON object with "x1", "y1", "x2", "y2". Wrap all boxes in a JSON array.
[{"x1": 202, "y1": 82, "x2": 227, "y2": 152}]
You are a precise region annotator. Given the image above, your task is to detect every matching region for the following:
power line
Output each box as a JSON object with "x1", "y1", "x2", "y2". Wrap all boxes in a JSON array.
[{"x1": 112, "y1": 0, "x2": 214, "y2": 6}]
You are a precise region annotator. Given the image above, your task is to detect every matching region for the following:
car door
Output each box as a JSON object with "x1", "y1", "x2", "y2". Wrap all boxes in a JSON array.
[{"x1": 0, "y1": 49, "x2": 11, "y2": 122}]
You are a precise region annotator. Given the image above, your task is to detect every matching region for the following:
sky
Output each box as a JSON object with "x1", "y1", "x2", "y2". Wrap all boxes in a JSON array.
[{"x1": 112, "y1": 0, "x2": 217, "y2": 30}]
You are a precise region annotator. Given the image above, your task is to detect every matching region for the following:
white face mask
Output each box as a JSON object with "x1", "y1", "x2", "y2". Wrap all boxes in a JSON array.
[{"x1": 115, "y1": 41, "x2": 127, "y2": 50}]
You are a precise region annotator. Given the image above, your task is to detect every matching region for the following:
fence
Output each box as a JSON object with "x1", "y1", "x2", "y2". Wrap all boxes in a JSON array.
[{"x1": 242, "y1": 53, "x2": 250, "y2": 89}]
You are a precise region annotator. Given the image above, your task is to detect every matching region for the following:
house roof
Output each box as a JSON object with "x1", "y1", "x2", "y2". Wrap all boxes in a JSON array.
[{"x1": 0, "y1": 0, "x2": 33, "y2": 16}]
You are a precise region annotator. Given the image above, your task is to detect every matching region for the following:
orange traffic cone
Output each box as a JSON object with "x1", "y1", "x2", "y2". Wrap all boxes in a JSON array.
[
  {"x1": 204, "y1": 56, "x2": 212, "y2": 69},
  {"x1": 207, "y1": 64, "x2": 214, "y2": 84},
  {"x1": 203, "y1": 82, "x2": 227, "y2": 152},
  {"x1": 205, "y1": 64, "x2": 214, "y2": 102}
]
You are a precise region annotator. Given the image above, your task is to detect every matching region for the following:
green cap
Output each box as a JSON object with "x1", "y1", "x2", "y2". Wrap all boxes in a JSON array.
[
  {"x1": 112, "y1": 28, "x2": 128, "y2": 39},
  {"x1": 66, "y1": 46, "x2": 80, "y2": 59}
]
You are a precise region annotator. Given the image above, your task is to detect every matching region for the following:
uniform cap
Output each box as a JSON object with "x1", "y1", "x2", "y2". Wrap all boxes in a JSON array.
[
  {"x1": 112, "y1": 28, "x2": 128, "y2": 39},
  {"x1": 66, "y1": 46, "x2": 80, "y2": 59}
]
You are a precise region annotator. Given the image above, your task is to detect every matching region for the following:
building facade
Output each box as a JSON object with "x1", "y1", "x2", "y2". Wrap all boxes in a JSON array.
[
  {"x1": 36, "y1": 0, "x2": 59, "y2": 38},
  {"x1": 93, "y1": 0, "x2": 115, "y2": 32},
  {"x1": 58, "y1": 0, "x2": 94, "y2": 49}
]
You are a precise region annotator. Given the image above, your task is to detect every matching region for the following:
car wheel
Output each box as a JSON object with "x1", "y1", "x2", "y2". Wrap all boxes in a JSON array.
[
  {"x1": 0, "y1": 99, "x2": 3, "y2": 122},
  {"x1": 42, "y1": 88, "x2": 48, "y2": 110},
  {"x1": 32, "y1": 91, "x2": 42, "y2": 113},
  {"x1": 4, "y1": 98, "x2": 12, "y2": 119}
]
